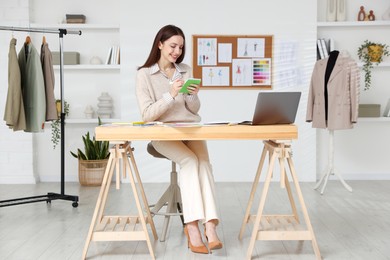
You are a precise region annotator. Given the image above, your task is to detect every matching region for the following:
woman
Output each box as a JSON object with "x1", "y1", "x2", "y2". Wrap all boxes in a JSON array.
[{"x1": 136, "y1": 24, "x2": 222, "y2": 254}]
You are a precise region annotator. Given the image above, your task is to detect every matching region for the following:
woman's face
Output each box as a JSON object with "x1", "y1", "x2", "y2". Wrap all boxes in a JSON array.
[{"x1": 158, "y1": 35, "x2": 184, "y2": 63}]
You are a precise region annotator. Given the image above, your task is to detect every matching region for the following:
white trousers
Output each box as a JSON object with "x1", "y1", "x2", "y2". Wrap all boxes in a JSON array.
[{"x1": 151, "y1": 140, "x2": 219, "y2": 224}]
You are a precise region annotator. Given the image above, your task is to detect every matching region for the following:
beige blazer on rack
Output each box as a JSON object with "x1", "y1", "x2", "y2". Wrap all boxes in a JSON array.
[
  {"x1": 41, "y1": 42, "x2": 57, "y2": 121},
  {"x1": 4, "y1": 38, "x2": 26, "y2": 131},
  {"x1": 306, "y1": 55, "x2": 360, "y2": 130}
]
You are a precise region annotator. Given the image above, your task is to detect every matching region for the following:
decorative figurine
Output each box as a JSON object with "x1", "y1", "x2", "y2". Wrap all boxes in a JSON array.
[
  {"x1": 358, "y1": 6, "x2": 366, "y2": 21},
  {"x1": 97, "y1": 92, "x2": 113, "y2": 119},
  {"x1": 368, "y1": 10, "x2": 376, "y2": 21}
]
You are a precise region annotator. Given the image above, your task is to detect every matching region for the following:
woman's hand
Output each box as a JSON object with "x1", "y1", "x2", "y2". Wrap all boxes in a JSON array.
[
  {"x1": 187, "y1": 84, "x2": 199, "y2": 95},
  {"x1": 169, "y1": 78, "x2": 184, "y2": 98}
]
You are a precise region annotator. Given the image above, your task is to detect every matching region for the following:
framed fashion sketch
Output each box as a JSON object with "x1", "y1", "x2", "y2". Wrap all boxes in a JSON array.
[{"x1": 192, "y1": 34, "x2": 273, "y2": 90}]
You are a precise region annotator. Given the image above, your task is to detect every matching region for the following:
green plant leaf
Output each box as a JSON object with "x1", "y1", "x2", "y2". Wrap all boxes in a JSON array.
[{"x1": 70, "y1": 118, "x2": 111, "y2": 160}]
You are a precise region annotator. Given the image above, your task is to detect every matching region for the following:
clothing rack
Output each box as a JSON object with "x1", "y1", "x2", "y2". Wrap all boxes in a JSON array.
[{"x1": 0, "y1": 25, "x2": 82, "y2": 208}]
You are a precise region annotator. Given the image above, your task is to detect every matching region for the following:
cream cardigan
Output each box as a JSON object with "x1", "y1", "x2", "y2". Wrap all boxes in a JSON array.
[{"x1": 135, "y1": 63, "x2": 201, "y2": 123}]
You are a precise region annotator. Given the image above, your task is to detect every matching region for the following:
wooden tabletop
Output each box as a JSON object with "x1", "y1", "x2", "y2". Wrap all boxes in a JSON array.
[{"x1": 95, "y1": 124, "x2": 298, "y2": 141}]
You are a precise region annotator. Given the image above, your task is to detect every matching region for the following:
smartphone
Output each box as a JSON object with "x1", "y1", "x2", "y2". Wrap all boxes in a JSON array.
[{"x1": 179, "y1": 78, "x2": 201, "y2": 94}]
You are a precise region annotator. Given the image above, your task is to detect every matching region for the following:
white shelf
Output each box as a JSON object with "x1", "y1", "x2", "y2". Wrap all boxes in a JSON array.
[
  {"x1": 317, "y1": 21, "x2": 390, "y2": 27},
  {"x1": 358, "y1": 117, "x2": 390, "y2": 122},
  {"x1": 65, "y1": 118, "x2": 121, "y2": 124},
  {"x1": 30, "y1": 23, "x2": 119, "y2": 30},
  {"x1": 53, "y1": 64, "x2": 120, "y2": 70},
  {"x1": 357, "y1": 62, "x2": 390, "y2": 68}
]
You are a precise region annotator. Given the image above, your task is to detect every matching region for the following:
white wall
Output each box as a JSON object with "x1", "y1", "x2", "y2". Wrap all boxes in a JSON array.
[
  {"x1": 0, "y1": 0, "x2": 318, "y2": 183},
  {"x1": 0, "y1": 0, "x2": 37, "y2": 184},
  {"x1": 120, "y1": 0, "x2": 317, "y2": 183}
]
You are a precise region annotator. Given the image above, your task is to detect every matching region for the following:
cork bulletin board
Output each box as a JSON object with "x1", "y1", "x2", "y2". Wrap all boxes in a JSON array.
[{"x1": 192, "y1": 35, "x2": 273, "y2": 90}]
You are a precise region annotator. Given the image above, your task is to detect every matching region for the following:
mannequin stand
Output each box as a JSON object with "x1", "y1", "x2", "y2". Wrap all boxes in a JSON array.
[{"x1": 314, "y1": 130, "x2": 352, "y2": 194}]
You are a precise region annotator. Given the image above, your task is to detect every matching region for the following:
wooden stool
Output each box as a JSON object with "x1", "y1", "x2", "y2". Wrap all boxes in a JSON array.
[
  {"x1": 147, "y1": 142, "x2": 184, "y2": 242},
  {"x1": 239, "y1": 140, "x2": 321, "y2": 260},
  {"x1": 82, "y1": 142, "x2": 158, "y2": 259}
]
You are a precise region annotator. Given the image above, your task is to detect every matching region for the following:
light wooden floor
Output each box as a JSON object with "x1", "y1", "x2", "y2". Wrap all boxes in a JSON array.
[{"x1": 0, "y1": 181, "x2": 389, "y2": 260}]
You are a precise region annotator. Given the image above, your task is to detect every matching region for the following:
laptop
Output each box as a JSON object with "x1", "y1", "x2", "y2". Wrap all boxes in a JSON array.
[{"x1": 240, "y1": 92, "x2": 301, "y2": 125}]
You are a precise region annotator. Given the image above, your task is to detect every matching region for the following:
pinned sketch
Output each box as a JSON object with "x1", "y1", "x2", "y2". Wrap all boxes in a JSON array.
[
  {"x1": 218, "y1": 43, "x2": 232, "y2": 63},
  {"x1": 202, "y1": 66, "x2": 229, "y2": 86},
  {"x1": 232, "y1": 59, "x2": 252, "y2": 86},
  {"x1": 237, "y1": 38, "x2": 265, "y2": 58},
  {"x1": 197, "y1": 38, "x2": 217, "y2": 66},
  {"x1": 252, "y1": 58, "x2": 271, "y2": 85}
]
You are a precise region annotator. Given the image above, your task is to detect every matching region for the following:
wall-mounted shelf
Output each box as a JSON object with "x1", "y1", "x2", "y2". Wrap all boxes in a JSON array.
[
  {"x1": 317, "y1": 21, "x2": 390, "y2": 27},
  {"x1": 30, "y1": 23, "x2": 119, "y2": 30},
  {"x1": 67, "y1": 118, "x2": 121, "y2": 124},
  {"x1": 53, "y1": 65, "x2": 120, "y2": 70},
  {"x1": 45, "y1": 118, "x2": 121, "y2": 124},
  {"x1": 357, "y1": 62, "x2": 390, "y2": 68},
  {"x1": 357, "y1": 117, "x2": 390, "y2": 122}
]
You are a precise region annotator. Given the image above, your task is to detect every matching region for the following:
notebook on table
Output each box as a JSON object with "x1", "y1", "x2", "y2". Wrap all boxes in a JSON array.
[{"x1": 240, "y1": 92, "x2": 301, "y2": 125}]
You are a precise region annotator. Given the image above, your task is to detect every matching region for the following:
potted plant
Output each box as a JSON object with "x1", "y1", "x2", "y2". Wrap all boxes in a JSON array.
[
  {"x1": 51, "y1": 99, "x2": 69, "y2": 149},
  {"x1": 357, "y1": 40, "x2": 390, "y2": 90},
  {"x1": 70, "y1": 118, "x2": 110, "y2": 186}
]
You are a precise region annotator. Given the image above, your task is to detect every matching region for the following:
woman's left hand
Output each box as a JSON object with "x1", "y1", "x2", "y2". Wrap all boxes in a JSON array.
[{"x1": 187, "y1": 84, "x2": 199, "y2": 95}]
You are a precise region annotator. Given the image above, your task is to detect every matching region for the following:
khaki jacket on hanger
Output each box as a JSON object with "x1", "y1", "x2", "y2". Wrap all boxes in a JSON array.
[
  {"x1": 18, "y1": 41, "x2": 46, "y2": 133},
  {"x1": 4, "y1": 38, "x2": 26, "y2": 131}
]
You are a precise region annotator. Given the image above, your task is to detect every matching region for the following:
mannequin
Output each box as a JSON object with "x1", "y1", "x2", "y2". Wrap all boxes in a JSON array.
[
  {"x1": 324, "y1": 50, "x2": 339, "y2": 121},
  {"x1": 307, "y1": 50, "x2": 359, "y2": 194}
]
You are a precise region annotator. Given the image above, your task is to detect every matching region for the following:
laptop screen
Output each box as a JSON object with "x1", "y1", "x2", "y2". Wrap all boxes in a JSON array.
[{"x1": 251, "y1": 92, "x2": 301, "y2": 125}]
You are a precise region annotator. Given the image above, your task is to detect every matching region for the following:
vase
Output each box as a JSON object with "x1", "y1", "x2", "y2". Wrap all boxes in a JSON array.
[
  {"x1": 336, "y1": 0, "x2": 346, "y2": 21},
  {"x1": 84, "y1": 105, "x2": 94, "y2": 119},
  {"x1": 368, "y1": 45, "x2": 383, "y2": 62},
  {"x1": 97, "y1": 92, "x2": 113, "y2": 119},
  {"x1": 383, "y1": 6, "x2": 390, "y2": 20},
  {"x1": 326, "y1": 0, "x2": 337, "y2": 22},
  {"x1": 55, "y1": 100, "x2": 61, "y2": 118}
]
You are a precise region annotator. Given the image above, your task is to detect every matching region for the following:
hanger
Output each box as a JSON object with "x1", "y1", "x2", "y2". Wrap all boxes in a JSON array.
[{"x1": 42, "y1": 35, "x2": 46, "y2": 44}]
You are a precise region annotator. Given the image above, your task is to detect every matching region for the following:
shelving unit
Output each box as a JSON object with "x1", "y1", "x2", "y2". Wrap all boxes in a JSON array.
[
  {"x1": 29, "y1": 0, "x2": 122, "y2": 183},
  {"x1": 317, "y1": 2, "x2": 390, "y2": 113},
  {"x1": 316, "y1": 0, "x2": 390, "y2": 184}
]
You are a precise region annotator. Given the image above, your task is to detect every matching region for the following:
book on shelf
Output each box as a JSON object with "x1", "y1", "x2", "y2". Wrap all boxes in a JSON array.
[
  {"x1": 320, "y1": 38, "x2": 329, "y2": 58},
  {"x1": 317, "y1": 38, "x2": 335, "y2": 60},
  {"x1": 317, "y1": 39, "x2": 325, "y2": 59},
  {"x1": 105, "y1": 46, "x2": 113, "y2": 64},
  {"x1": 105, "y1": 45, "x2": 120, "y2": 65}
]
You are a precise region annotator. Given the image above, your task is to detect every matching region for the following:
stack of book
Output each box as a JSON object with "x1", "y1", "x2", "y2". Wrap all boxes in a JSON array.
[
  {"x1": 66, "y1": 14, "x2": 86, "y2": 24},
  {"x1": 317, "y1": 38, "x2": 335, "y2": 60},
  {"x1": 105, "y1": 45, "x2": 120, "y2": 65}
]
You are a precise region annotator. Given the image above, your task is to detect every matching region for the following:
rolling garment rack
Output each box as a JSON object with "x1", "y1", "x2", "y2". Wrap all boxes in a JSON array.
[{"x1": 0, "y1": 25, "x2": 81, "y2": 208}]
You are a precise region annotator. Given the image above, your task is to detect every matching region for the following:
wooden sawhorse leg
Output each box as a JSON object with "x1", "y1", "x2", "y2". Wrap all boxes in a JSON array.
[
  {"x1": 239, "y1": 140, "x2": 321, "y2": 260},
  {"x1": 82, "y1": 142, "x2": 158, "y2": 260}
]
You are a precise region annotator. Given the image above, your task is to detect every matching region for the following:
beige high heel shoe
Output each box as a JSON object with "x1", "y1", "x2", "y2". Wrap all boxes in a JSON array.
[{"x1": 184, "y1": 225, "x2": 209, "y2": 254}]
